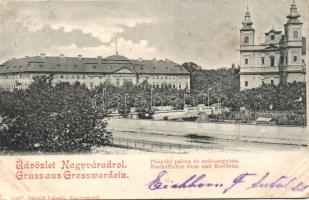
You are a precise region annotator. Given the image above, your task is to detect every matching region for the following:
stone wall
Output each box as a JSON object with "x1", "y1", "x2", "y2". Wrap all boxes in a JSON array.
[{"x1": 108, "y1": 118, "x2": 308, "y2": 146}]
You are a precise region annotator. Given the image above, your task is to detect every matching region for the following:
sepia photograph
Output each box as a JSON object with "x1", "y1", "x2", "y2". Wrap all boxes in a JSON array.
[{"x1": 0, "y1": 0, "x2": 308, "y2": 199}]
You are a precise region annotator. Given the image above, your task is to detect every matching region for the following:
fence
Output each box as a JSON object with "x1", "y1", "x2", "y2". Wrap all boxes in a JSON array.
[
  {"x1": 210, "y1": 110, "x2": 307, "y2": 126},
  {"x1": 110, "y1": 137, "x2": 215, "y2": 152}
]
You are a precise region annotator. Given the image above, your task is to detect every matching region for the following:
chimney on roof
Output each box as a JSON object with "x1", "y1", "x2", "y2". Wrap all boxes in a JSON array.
[
  {"x1": 40, "y1": 53, "x2": 46, "y2": 58},
  {"x1": 25, "y1": 56, "x2": 29, "y2": 58},
  {"x1": 165, "y1": 59, "x2": 169, "y2": 62},
  {"x1": 152, "y1": 58, "x2": 156, "y2": 61},
  {"x1": 78, "y1": 55, "x2": 82, "y2": 59},
  {"x1": 60, "y1": 54, "x2": 64, "y2": 58},
  {"x1": 98, "y1": 56, "x2": 102, "y2": 59},
  {"x1": 12, "y1": 57, "x2": 16, "y2": 60},
  {"x1": 139, "y1": 58, "x2": 143, "y2": 62}
]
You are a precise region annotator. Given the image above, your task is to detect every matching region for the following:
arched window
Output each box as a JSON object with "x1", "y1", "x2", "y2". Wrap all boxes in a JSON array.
[
  {"x1": 245, "y1": 58, "x2": 249, "y2": 65},
  {"x1": 270, "y1": 56, "x2": 275, "y2": 67},
  {"x1": 293, "y1": 30, "x2": 298, "y2": 39},
  {"x1": 244, "y1": 36, "x2": 249, "y2": 44},
  {"x1": 294, "y1": 55, "x2": 298, "y2": 62}
]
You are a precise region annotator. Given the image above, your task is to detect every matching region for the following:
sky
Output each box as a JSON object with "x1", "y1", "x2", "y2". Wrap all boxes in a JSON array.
[{"x1": 0, "y1": 0, "x2": 308, "y2": 69}]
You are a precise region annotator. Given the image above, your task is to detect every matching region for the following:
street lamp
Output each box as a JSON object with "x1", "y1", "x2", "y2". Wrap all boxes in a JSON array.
[
  {"x1": 124, "y1": 93, "x2": 128, "y2": 117},
  {"x1": 183, "y1": 94, "x2": 187, "y2": 106},
  {"x1": 150, "y1": 88, "x2": 154, "y2": 108},
  {"x1": 201, "y1": 90, "x2": 205, "y2": 105},
  {"x1": 102, "y1": 87, "x2": 106, "y2": 107},
  {"x1": 207, "y1": 88, "x2": 212, "y2": 107}
]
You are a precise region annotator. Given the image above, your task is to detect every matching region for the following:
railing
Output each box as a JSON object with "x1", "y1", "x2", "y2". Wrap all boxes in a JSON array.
[
  {"x1": 210, "y1": 110, "x2": 307, "y2": 126},
  {"x1": 110, "y1": 137, "x2": 214, "y2": 151}
]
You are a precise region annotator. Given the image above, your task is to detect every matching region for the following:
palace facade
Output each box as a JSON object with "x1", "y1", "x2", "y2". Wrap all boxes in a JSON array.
[
  {"x1": 239, "y1": 0, "x2": 306, "y2": 90},
  {"x1": 0, "y1": 54, "x2": 190, "y2": 90}
]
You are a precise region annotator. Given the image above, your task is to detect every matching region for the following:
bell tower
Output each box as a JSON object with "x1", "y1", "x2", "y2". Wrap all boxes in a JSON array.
[
  {"x1": 284, "y1": 0, "x2": 302, "y2": 42},
  {"x1": 281, "y1": 0, "x2": 305, "y2": 84},
  {"x1": 283, "y1": 0, "x2": 304, "y2": 68},
  {"x1": 240, "y1": 6, "x2": 255, "y2": 46}
]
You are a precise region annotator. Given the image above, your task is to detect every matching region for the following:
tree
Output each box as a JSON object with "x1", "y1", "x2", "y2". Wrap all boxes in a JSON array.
[
  {"x1": 182, "y1": 62, "x2": 202, "y2": 73},
  {"x1": 224, "y1": 82, "x2": 306, "y2": 112},
  {"x1": 0, "y1": 76, "x2": 112, "y2": 152}
]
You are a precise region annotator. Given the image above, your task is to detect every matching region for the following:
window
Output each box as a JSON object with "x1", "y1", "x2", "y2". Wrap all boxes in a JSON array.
[
  {"x1": 60, "y1": 75, "x2": 64, "y2": 79},
  {"x1": 293, "y1": 30, "x2": 298, "y2": 39},
  {"x1": 280, "y1": 56, "x2": 284, "y2": 64},
  {"x1": 245, "y1": 81, "x2": 248, "y2": 87},
  {"x1": 179, "y1": 84, "x2": 182, "y2": 89},
  {"x1": 270, "y1": 35, "x2": 275, "y2": 40},
  {"x1": 270, "y1": 56, "x2": 275, "y2": 67},
  {"x1": 271, "y1": 80, "x2": 274, "y2": 86},
  {"x1": 261, "y1": 57, "x2": 265, "y2": 65},
  {"x1": 90, "y1": 82, "x2": 94, "y2": 89},
  {"x1": 124, "y1": 79, "x2": 132, "y2": 85},
  {"x1": 293, "y1": 56, "x2": 298, "y2": 62},
  {"x1": 244, "y1": 36, "x2": 249, "y2": 44},
  {"x1": 262, "y1": 81, "x2": 265, "y2": 85},
  {"x1": 245, "y1": 59, "x2": 249, "y2": 65},
  {"x1": 285, "y1": 56, "x2": 288, "y2": 64}
]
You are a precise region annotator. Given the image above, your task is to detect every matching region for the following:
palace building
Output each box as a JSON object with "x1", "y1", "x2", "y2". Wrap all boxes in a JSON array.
[
  {"x1": 239, "y1": 0, "x2": 306, "y2": 90},
  {"x1": 0, "y1": 53, "x2": 190, "y2": 90}
]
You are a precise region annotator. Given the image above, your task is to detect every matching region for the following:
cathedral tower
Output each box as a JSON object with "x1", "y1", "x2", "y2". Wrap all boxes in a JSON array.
[
  {"x1": 282, "y1": 0, "x2": 305, "y2": 83},
  {"x1": 240, "y1": 6, "x2": 255, "y2": 46}
]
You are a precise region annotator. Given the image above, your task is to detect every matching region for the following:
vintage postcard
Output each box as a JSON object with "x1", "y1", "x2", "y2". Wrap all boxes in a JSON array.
[{"x1": 0, "y1": 0, "x2": 308, "y2": 199}]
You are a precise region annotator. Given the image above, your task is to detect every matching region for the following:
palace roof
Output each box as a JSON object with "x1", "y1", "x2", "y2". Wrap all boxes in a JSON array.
[{"x1": 0, "y1": 54, "x2": 189, "y2": 75}]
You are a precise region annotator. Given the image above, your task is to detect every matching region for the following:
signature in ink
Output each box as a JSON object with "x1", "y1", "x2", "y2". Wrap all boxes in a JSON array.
[
  {"x1": 148, "y1": 170, "x2": 309, "y2": 194},
  {"x1": 148, "y1": 170, "x2": 224, "y2": 190},
  {"x1": 223, "y1": 172, "x2": 309, "y2": 193}
]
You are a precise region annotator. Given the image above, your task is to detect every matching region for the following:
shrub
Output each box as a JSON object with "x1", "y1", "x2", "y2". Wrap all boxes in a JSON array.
[
  {"x1": 277, "y1": 115, "x2": 289, "y2": 125},
  {"x1": 0, "y1": 76, "x2": 112, "y2": 152}
]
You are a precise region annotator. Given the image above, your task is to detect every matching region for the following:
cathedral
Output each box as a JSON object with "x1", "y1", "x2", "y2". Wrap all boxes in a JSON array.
[{"x1": 239, "y1": 0, "x2": 306, "y2": 90}]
